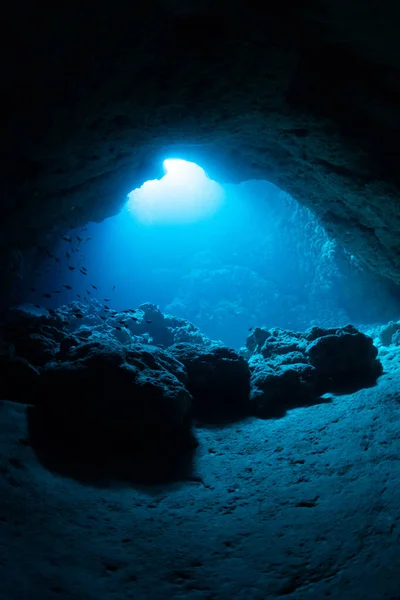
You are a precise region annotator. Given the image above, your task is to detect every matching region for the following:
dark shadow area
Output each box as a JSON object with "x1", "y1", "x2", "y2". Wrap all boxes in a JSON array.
[
  {"x1": 27, "y1": 406, "x2": 198, "y2": 487},
  {"x1": 193, "y1": 398, "x2": 251, "y2": 425},
  {"x1": 192, "y1": 405, "x2": 251, "y2": 427},
  {"x1": 320, "y1": 372, "x2": 381, "y2": 397},
  {"x1": 287, "y1": 42, "x2": 400, "y2": 188},
  {"x1": 253, "y1": 393, "x2": 333, "y2": 420}
]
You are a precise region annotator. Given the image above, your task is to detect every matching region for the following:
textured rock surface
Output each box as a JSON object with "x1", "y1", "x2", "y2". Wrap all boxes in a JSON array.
[
  {"x1": 1, "y1": 370, "x2": 400, "y2": 598},
  {"x1": 169, "y1": 342, "x2": 251, "y2": 418},
  {"x1": 2, "y1": 1, "x2": 400, "y2": 302},
  {"x1": 37, "y1": 338, "x2": 193, "y2": 450},
  {"x1": 246, "y1": 324, "x2": 382, "y2": 415},
  {"x1": 0, "y1": 304, "x2": 383, "y2": 420}
]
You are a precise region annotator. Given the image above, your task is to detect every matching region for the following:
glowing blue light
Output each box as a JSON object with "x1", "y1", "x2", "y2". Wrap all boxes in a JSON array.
[{"x1": 126, "y1": 159, "x2": 224, "y2": 224}]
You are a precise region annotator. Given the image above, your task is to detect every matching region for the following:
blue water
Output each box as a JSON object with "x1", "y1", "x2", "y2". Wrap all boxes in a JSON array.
[{"x1": 26, "y1": 167, "x2": 400, "y2": 349}]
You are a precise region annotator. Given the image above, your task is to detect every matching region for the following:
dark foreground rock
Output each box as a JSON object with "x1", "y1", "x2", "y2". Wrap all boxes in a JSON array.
[
  {"x1": 0, "y1": 353, "x2": 40, "y2": 404},
  {"x1": 169, "y1": 342, "x2": 251, "y2": 419},
  {"x1": 0, "y1": 304, "x2": 383, "y2": 427},
  {"x1": 1, "y1": 306, "x2": 68, "y2": 367},
  {"x1": 305, "y1": 324, "x2": 382, "y2": 392},
  {"x1": 35, "y1": 339, "x2": 193, "y2": 452}
]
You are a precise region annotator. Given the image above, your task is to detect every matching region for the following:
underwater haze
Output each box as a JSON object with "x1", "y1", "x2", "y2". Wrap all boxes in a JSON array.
[{"x1": 27, "y1": 160, "x2": 400, "y2": 348}]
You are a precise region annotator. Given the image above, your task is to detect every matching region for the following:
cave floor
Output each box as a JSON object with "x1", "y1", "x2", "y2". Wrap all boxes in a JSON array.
[{"x1": 1, "y1": 372, "x2": 400, "y2": 600}]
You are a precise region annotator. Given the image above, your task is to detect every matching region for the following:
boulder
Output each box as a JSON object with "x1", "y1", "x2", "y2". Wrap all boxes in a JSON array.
[
  {"x1": 245, "y1": 323, "x2": 382, "y2": 416},
  {"x1": 306, "y1": 324, "x2": 382, "y2": 391},
  {"x1": 249, "y1": 355, "x2": 317, "y2": 417},
  {"x1": 379, "y1": 321, "x2": 400, "y2": 346},
  {"x1": 169, "y1": 342, "x2": 251, "y2": 419},
  {"x1": 1, "y1": 306, "x2": 67, "y2": 366},
  {"x1": 245, "y1": 327, "x2": 305, "y2": 359},
  {"x1": 36, "y1": 339, "x2": 193, "y2": 451}
]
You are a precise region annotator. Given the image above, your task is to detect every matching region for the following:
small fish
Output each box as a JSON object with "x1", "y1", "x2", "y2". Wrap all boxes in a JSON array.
[
  {"x1": 115, "y1": 326, "x2": 122, "y2": 331},
  {"x1": 76, "y1": 293, "x2": 81, "y2": 298},
  {"x1": 104, "y1": 298, "x2": 110, "y2": 302},
  {"x1": 74, "y1": 313, "x2": 84, "y2": 319},
  {"x1": 29, "y1": 287, "x2": 36, "y2": 292},
  {"x1": 63, "y1": 285, "x2": 72, "y2": 290},
  {"x1": 34, "y1": 304, "x2": 41, "y2": 309},
  {"x1": 248, "y1": 327, "x2": 253, "y2": 332},
  {"x1": 53, "y1": 290, "x2": 61, "y2": 294},
  {"x1": 66, "y1": 252, "x2": 71, "y2": 259},
  {"x1": 80, "y1": 268, "x2": 87, "y2": 275},
  {"x1": 54, "y1": 257, "x2": 60, "y2": 263},
  {"x1": 68, "y1": 265, "x2": 75, "y2": 271},
  {"x1": 76, "y1": 236, "x2": 83, "y2": 243},
  {"x1": 91, "y1": 284, "x2": 97, "y2": 289},
  {"x1": 104, "y1": 305, "x2": 110, "y2": 310},
  {"x1": 99, "y1": 315, "x2": 106, "y2": 320},
  {"x1": 85, "y1": 237, "x2": 91, "y2": 242},
  {"x1": 43, "y1": 293, "x2": 52, "y2": 298},
  {"x1": 63, "y1": 235, "x2": 72, "y2": 242},
  {"x1": 145, "y1": 320, "x2": 152, "y2": 324},
  {"x1": 112, "y1": 286, "x2": 116, "y2": 291},
  {"x1": 130, "y1": 317, "x2": 138, "y2": 322},
  {"x1": 86, "y1": 290, "x2": 91, "y2": 295}
]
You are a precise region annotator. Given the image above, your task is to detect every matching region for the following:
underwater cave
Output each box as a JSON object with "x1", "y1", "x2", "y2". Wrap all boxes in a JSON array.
[
  {"x1": 2, "y1": 2, "x2": 400, "y2": 599},
  {"x1": 21, "y1": 157, "x2": 400, "y2": 351}
]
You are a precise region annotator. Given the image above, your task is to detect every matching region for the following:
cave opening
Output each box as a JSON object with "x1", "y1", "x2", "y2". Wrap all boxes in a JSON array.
[{"x1": 24, "y1": 158, "x2": 400, "y2": 351}]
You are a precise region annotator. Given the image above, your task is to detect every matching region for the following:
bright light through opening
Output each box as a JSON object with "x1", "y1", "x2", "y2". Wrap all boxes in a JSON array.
[{"x1": 126, "y1": 159, "x2": 225, "y2": 224}]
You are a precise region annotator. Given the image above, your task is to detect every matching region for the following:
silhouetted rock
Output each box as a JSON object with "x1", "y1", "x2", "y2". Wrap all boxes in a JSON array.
[
  {"x1": 169, "y1": 342, "x2": 251, "y2": 419},
  {"x1": 1, "y1": 306, "x2": 67, "y2": 366},
  {"x1": 305, "y1": 324, "x2": 382, "y2": 391},
  {"x1": 250, "y1": 355, "x2": 317, "y2": 417},
  {"x1": 132, "y1": 303, "x2": 174, "y2": 348},
  {"x1": 0, "y1": 353, "x2": 40, "y2": 404},
  {"x1": 36, "y1": 339, "x2": 193, "y2": 451},
  {"x1": 130, "y1": 303, "x2": 217, "y2": 349}
]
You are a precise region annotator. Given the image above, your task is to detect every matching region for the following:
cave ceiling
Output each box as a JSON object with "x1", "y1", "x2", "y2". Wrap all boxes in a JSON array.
[{"x1": 2, "y1": 0, "x2": 400, "y2": 295}]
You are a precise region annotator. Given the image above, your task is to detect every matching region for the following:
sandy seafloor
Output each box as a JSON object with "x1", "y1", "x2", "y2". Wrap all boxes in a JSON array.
[{"x1": 1, "y1": 358, "x2": 400, "y2": 600}]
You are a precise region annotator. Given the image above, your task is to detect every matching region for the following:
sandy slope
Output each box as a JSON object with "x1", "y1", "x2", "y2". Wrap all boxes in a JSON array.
[{"x1": 1, "y1": 370, "x2": 400, "y2": 600}]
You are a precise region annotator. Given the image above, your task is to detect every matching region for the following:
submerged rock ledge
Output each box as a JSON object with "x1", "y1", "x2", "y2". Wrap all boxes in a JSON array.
[{"x1": 0, "y1": 302, "x2": 385, "y2": 457}]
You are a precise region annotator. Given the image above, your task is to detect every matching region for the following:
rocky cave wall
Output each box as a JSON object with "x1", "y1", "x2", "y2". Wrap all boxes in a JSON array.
[
  {"x1": 163, "y1": 183, "x2": 400, "y2": 347},
  {"x1": 2, "y1": 1, "x2": 400, "y2": 306}
]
